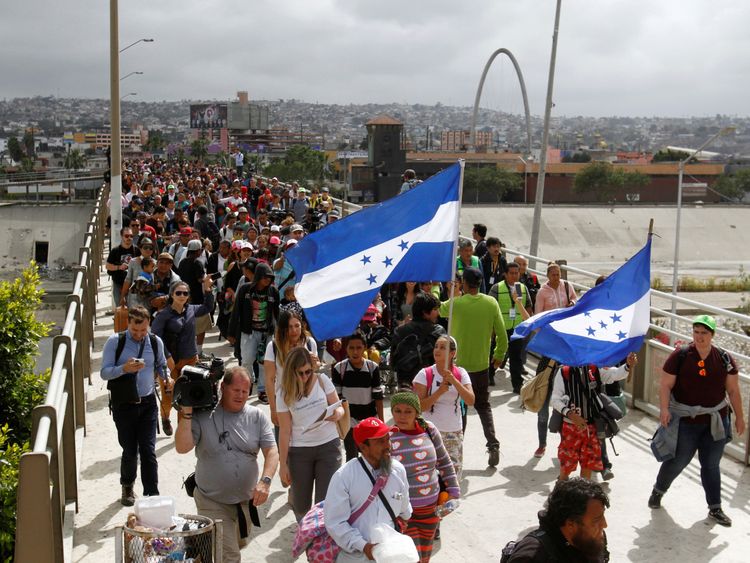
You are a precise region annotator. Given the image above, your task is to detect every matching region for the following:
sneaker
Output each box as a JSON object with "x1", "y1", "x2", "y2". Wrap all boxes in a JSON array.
[
  {"x1": 520, "y1": 367, "x2": 529, "y2": 376},
  {"x1": 487, "y1": 445, "x2": 500, "y2": 467},
  {"x1": 533, "y1": 446, "x2": 546, "y2": 458},
  {"x1": 708, "y1": 508, "x2": 732, "y2": 527},
  {"x1": 258, "y1": 392, "x2": 269, "y2": 405},
  {"x1": 121, "y1": 485, "x2": 135, "y2": 507},
  {"x1": 601, "y1": 468, "x2": 615, "y2": 481},
  {"x1": 648, "y1": 489, "x2": 663, "y2": 509},
  {"x1": 162, "y1": 418, "x2": 173, "y2": 436},
  {"x1": 198, "y1": 352, "x2": 212, "y2": 361}
]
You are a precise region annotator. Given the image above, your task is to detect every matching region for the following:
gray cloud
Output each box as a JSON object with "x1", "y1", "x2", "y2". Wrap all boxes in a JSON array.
[{"x1": 1, "y1": 0, "x2": 749, "y2": 117}]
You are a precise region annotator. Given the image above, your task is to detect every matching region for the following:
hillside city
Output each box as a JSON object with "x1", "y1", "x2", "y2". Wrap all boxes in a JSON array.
[{"x1": 1, "y1": 96, "x2": 749, "y2": 158}]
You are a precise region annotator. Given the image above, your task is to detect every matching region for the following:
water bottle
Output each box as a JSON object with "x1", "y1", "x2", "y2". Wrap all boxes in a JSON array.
[{"x1": 435, "y1": 499, "x2": 459, "y2": 519}]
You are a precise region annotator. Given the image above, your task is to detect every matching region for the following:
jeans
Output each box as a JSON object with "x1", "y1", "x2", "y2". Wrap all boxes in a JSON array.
[
  {"x1": 112, "y1": 394, "x2": 159, "y2": 495},
  {"x1": 240, "y1": 331, "x2": 266, "y2": 393},
  {"x1": 537, "y1": 383, "x2": 554, "y2": 448},
  {"x1": 654, "y1": 416, "x2": 730, "y2": 508},
  {"x1": 468, "y1": 369, "x2": 499, "y2": 448}
]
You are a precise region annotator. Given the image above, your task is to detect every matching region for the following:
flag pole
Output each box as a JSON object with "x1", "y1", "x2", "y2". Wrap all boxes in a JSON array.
[
  {"x1": 647, "y1": 218, "x2": 654, "y2": 240},
  {"x1": 445, "y1": 159, "x2": 465, "y2": 371}
]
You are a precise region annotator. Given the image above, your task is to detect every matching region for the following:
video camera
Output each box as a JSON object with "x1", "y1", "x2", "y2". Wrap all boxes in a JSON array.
[{"x1": 172, "y1": 357, "x2": 225, "y2": 411}]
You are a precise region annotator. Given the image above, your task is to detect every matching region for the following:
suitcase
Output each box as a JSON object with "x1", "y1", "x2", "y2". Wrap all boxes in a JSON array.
[{"x1": 114, "y1": 306, "x2": 129, "y2": 333}]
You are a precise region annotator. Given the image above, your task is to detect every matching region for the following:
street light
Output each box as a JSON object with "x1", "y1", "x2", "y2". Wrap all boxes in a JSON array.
[
  {"x1": 121, "y1": 92, "x2": 137, "y2": 101},
  {"x1": 670, "y1": 126, "x2": 734, "y2": 337},
  {"x1": 120, "y1": 71, "x2": 143, "y2": 81},
  {"x1": 120, "y1": 38, "x2": 154, "y2": 53}
]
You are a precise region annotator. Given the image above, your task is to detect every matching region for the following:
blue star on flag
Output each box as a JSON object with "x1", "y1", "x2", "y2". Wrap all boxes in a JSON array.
[
  {"x1": 367, "y1": 273, "x2": 377, "y2": 285},
  {"x1": 361, "y1": 255, "x2": 371, "y2": 265},
  {"x1": 610, "y1": 313, "x2": 622, "y2": 323},
  {"x1": 586, "y1": 326, "x2": 596, "y2": 336},
  {"x1": 599, "y1": 320, "x2": 608, "y2": 329},
  {"x1": 617, "y1": 330, "x2": 627, "y2": 340},
  {"x1": 382, "y1": 256, "x2": 393, "y2": 267},
  {"x1": 398, "y1": 240, "x2": 409, "y2": 252}
]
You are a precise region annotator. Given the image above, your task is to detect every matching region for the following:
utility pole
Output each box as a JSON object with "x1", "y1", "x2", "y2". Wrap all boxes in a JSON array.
[
  {"x1": 528, "y1": 0, "x2": 562, "y2": 268},
  {"x1": 109, "y1": 0, "x2": 122, "y2": 246}
]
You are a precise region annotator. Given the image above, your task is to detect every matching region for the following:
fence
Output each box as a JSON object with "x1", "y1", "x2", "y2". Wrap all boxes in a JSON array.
[
  {"x1": 0, "y1": 173, "x2": 105, "y2": 201},
  {"x1": 14, "y1": 183, "x2": 109, "y2": 562}
]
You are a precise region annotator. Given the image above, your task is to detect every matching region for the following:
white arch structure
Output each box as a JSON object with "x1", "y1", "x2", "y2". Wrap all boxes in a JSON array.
[{"x1": 469, "y1": 48, "x2": 532, "y2": 154}]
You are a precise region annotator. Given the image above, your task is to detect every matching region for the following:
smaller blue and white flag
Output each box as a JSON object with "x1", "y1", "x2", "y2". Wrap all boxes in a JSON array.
[
  {"x1": 512, "y1": 239, "x2": 651, "y2": 367},
  {"x1": 286, "y1": 162, "x2": 462, "y2": 341}
]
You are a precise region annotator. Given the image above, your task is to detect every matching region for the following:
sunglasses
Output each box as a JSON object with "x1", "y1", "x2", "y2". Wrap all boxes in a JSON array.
[
  {"x1": 297, "y1": 368, "x2": 313, "y2": 378},
  {"x1": 173, "y1": 291, "x2": 190, "y2": 297},
  {"x1": 141, "y1": 246, "x2": 153, "y2": 250},
  {"x1": 697, "y1": 359, "x2": 706, "y2": 377},
  {"x1": 122, "y1": 234, "x2": 133, "y2": 238}
]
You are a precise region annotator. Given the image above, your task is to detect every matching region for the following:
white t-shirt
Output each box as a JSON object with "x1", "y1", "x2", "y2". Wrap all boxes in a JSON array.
[
  {"x1": 276, "y1": 373, "x2": 339, "y2": 447},
  {"x1": 413, "y1": 364, "x2": 471, "y2": 433},
  {"x1": 265, "y1": 336, "x2": 317, "y2": 393}
]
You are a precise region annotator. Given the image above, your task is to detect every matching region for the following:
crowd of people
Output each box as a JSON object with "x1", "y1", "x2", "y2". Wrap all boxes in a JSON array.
[{"x1": 99, "y1": 158, "x2": 744, "y2": 562}]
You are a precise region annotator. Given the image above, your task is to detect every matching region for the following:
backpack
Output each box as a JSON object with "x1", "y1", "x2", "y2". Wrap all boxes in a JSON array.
[
  {"x1": 520, "y1": 359, "x2": 557, "y2": 413},
  {"x1": 423, "y1": 365, "x2": 463, "y2": 415},
  {"x1": 391, "y1": 327, "x2": 437, "y2": 378},
  {"x1": 675, "y1": 344, "x2": 733, "y2": 374},
  {"x1": 114, "y1": 331, "x2": 159, "y2": 366},
  {"x1": 500, "y1": 529, "x2": 559, "y2": 562},
  {"x1": 204, "y1": 220, "x2": 222, "y2": 249}
]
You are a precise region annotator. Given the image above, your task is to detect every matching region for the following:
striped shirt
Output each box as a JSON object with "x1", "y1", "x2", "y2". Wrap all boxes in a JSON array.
[{"x1": 331, "y1": 359, "x2": 383, "y2": 422}]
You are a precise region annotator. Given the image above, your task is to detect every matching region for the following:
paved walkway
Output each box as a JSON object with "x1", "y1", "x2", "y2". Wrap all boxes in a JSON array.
[{"x1": 72, "y1": 267, "x2": 750, "y2": 562}]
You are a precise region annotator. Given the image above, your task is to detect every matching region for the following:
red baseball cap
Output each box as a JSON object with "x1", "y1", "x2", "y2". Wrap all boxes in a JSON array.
[
  {"x1": 180, "y1": 227, "x2": 192, "y2": 235},
  {"x1": 352, "y1": 417, "x2": 397, "y2": 446}
]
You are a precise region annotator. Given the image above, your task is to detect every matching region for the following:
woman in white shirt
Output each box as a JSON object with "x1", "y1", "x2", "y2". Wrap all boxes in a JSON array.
[
  {"x1": 412, "y1": 336, "x2": 474, "y2": 480},
  {"x1": 264, "y1": 311, "x2": 318, "y2": 428},
  {"x1": 277, "y1": 346, "x2": 344, "y2": 521}
]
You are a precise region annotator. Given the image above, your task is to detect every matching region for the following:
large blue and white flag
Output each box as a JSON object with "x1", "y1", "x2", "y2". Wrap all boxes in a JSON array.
[
  {"x1": 512, "y1": 239, "x2": 651, "y2": 367},
  {"x1": 286, "y1": 162, "x2": 462, "y2": 340}
]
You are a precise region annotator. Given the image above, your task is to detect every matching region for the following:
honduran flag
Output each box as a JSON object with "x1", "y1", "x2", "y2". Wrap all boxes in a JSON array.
[
  {"x1": 512, "y1": 239, "x2": 652, "y2": 367},
  {"x1": 286, "y1": 162, "x2": 462, "y2": 341}
]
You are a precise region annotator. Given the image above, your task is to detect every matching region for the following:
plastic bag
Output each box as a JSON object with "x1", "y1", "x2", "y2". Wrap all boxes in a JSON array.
[{"x1": 370, "y1": 522, "x2": 418, "y2": 563}]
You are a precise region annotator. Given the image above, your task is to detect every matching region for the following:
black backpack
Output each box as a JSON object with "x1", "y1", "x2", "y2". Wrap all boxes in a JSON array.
[
  {"x1": 391, "y1": 327, "x2": 437, "y2": 378},
  {"x1": 500, "y1": 529, "x2": 558, "y2": 562}
]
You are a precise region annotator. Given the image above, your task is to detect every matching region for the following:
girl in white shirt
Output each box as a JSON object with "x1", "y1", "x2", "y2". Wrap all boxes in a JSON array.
[
  {"x1": 413, "y1": 336, "x2": 474, "y2": 479},
  {"x1": 277, "y1": 346, "x2": 344, "y2": 521}
]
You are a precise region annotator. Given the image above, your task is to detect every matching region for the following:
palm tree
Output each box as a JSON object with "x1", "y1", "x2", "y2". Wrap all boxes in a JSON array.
[{"x1": 63, "y1": 148, "x2": 87, "y2": 170}]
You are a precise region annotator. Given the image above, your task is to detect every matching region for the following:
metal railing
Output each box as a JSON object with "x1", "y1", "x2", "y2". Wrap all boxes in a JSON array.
[
  {"x1": 0, "y1": 173, "x2": 105, "y2": 201},
  {"x1": 14, "y1": 183, "x2": 109, "y2": 562},
  {"x1": 501, "y1": 246, "x2": 750, "y2": 466}
]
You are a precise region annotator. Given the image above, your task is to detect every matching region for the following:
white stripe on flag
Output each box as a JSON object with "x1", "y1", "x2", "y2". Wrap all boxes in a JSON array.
[
  {"x1": 296, "y1": 201, "x2": 459, "y2": 309},
  {"x1": 548, "y1": 291, "x2": 650, "y2": 342}
]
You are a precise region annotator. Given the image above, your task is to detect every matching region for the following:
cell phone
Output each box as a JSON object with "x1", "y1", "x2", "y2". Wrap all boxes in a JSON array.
[
  {"x1": 514, "y1": 282, "x2": 522, "y2": 295},
  {"x1": 210, "y1": 271, "x2": 222, "y2": 281},
  {"x1": 133, "y1": 358, "x2": 145, "y2": 365}
]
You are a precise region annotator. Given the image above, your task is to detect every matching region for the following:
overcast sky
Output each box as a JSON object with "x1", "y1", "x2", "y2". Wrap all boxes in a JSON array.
[{"x1": 2, "y1": 1, "x2": 748, "y2": 117}]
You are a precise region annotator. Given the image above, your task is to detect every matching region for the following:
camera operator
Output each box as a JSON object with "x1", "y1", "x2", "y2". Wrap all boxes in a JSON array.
[{"x1": 175, "y1": 366, "x2": 278, "y2": 563}]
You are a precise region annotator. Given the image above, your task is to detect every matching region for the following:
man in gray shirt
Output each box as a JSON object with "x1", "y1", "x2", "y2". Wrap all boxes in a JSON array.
[{"x1": 175, "y1": 366, "x2": 278, "y2": 563}]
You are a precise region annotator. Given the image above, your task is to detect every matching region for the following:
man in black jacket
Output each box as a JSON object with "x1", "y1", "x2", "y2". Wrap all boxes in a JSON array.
[
  {"x1": 228, "y1": 262, "x2": 279, "y2": 403},
  {"x1": 390, "y1": 293, "x2": 445, "y2": 388},
  {"x1": 502, "y1": 478, "x2": 610, "y2": 563}
]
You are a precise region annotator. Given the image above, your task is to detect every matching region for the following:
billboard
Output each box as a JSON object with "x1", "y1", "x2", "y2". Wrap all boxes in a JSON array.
[{"x1": 190, "y1": 104, "x2": 227, "y2": 129}]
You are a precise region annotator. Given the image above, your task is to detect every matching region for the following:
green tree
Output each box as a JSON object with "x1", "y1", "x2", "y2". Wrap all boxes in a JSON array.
[
  {"x1": 21, "y1": 130, "x2": 34, "y2": 158},
  {"x1": 713, "y1": 168, "x2": 750, "y2": 200},
  {"x1": 652, "y1": 148, "x2": 694, "y2": 163},
  {"x1": 20, "y1": 157, "x2": 35, "y2": 173},
  {"x1": 143, "y1": 130, "x2": 167, "y2": 153},
  {"x1": 573, "y1": 161, "x2": 649, "y2": 201},
  {"x1": 0, "y1": 264, "x2": 51, "y2": 560},
  {"x1": 190, "y1": 137, "x2": 209, "y2": 163},
  {"x1": 463, "y1": 166, "x2": 522, "y2": 203},
  {"x1": 561, "y1": 152, "x2": 592, "y2": 163},
  {"x1": 63, "y1": 148, "x2": 87, "y2": 170},
  {"x1": 263, "y1": 145, "x2": 331, "y2": 186},
  {"x1": 7, "y1": 137, "x2": 23, "y2": 163}
]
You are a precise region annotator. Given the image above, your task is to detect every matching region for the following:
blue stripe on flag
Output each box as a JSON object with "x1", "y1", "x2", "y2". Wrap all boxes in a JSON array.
[
  {"x1": 303, "y1": 289, "x2": 381, "y2": 341},
  {"x1": 386, "y1": 241, "x2": 456, "y2": 283},
  {"x1": 528, "y1": 331, "x2": 645, "y2": 367}
]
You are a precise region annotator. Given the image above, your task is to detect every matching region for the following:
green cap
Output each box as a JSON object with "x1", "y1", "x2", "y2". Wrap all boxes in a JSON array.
[{"x1": 692, "y1": 314, "x2": 716, "y2": 333}]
